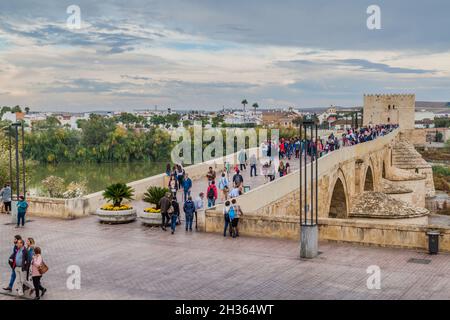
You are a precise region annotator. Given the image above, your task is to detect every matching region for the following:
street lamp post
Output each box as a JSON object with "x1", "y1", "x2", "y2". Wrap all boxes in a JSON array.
[
  {"x1": 299, "y1": 115, "x2": 319, "y2": 259},
  {"x1": 6, "y1": 122, "x2": 26, "y2": 223}
]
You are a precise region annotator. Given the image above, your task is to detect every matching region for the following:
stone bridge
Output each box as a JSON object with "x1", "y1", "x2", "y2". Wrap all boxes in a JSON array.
[
  {"x1": 25, "y1": 128, "x2": 449, "y2": 252},
  {"x1": 205, "y1": 129, "x2": 450, "y2": 252}
]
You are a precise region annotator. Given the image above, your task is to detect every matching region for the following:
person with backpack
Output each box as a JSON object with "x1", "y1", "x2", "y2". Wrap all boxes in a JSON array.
[
  {"x1": 183, "y1": 196, "x2": 196, "y2": 232},
  {"x1": 228, "y1": 201, "x2": 238, "y2": 238},
  {"x1": 31, "y1": 247, "x2": 47, "y2": 300},
  {"x1": 223, "y1": 201, "x2": 232, "y2": 237},
  {"x1": 3, "y1": 235, "x2": 21, "y2": 292},
  {"x1": 16, "y1": 195, "x2": 28, "y2": 228},
  {"x1": 206, "y1": 181, "x2": 218, "y2": 208},
  {"x1": 169, "y1": 198, "x2": 180, "y2": 234},
  {"x1": 232, "y1": 169, "x2": 244, "y2": 188},
  {"x1": 231, "y1": 199, "x2": 243, "y2": 238},
  {"x1": 218, "y1": 172, "x2": 229, "y2": 201}
]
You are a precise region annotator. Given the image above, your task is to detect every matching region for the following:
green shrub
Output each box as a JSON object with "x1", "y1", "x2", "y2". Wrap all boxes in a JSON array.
[
  {"x1": 102, "y1": 183, "x2": 134, "y2": 207},
  {"x1": 144, "y1": 186, "x2": 169, "y2": 209}
]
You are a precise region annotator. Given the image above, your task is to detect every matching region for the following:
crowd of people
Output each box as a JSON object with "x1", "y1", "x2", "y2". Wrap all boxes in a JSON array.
[
  {"x1": 160, "y1": 124, "x2": 397, "y2": 237},
  {"x1": 2, "y1": 235, "x2": 48, "y2": 299}
]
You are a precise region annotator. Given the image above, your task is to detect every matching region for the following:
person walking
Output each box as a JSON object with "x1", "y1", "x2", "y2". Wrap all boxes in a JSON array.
[
  {"x1": 16, "y1": 196, "x2": 28, "y2": 228},
  {"x1": 3, "y1": 235, "x2": 21, "y2": 292},
  {"x1": 24, "y1": 238, "x2": 36, "y2": 294},
  {"x1": 194, "y1": 192, "x2": 205, "y2": 231},
  {"x1": 182, "y1": 173, "x2": 192, "y2": 202},
  {"x1": 206, "y1": 166, "x2": 216, "y2": 183},
  {"x1": 232, "y1": 169, "x2": 244, "y2": 188},
  {"x1": 183, "y1": 196, "x2": 196, "y2": 232},
  {"x1": 169, "y1": 198, "x2": 180, "y2": 234},
  {"x1": 206, "y1": 181, "x2": 218, "y2": 208},
  {"x1": 159, "y1": 192, "x2": 172, "y2": 231},
  {"x1": 231, "y1": 199, "x2": 243, "y2": 238},
  {"x1": 223, "y1": 201, "x2": 232, "y2": 237},
  {"x1": 278, "y1": 161, "x2": 286, "y2": 178},
  {"x1": 13, "y1": 239, "x2": 29, "y2": 296},
  {"x1": 31, "y1": 247, "x2": 47, "y2": 300},
  {"x1": 1, "y1": 183, "x2": 12, "y2": 215},
  {"x1": 238, "y1": 149, "x2": 247, "y2": 171},
  {"x1": 249, "y1": 153, "x2": 257, "y2": 177},
  {"x1": 218, "y1": 172, "x2": 229, "y2": 201},
  {"x1": 168, "y1": 176, "x2": 178, "y2": 201}
]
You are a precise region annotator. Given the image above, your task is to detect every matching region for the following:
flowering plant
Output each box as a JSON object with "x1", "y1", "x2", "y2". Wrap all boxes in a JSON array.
[
  {"x1": 101, "y1": 204, "x2": 133, "y2": 211},
  {"x1": 144, "y1": 207, "x2": 161, "y2": 213}
]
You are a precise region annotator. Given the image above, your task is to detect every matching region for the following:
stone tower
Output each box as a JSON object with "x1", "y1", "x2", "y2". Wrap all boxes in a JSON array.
[{"x1": 363, "y1": 94, "x2": 415, "y2": 129}]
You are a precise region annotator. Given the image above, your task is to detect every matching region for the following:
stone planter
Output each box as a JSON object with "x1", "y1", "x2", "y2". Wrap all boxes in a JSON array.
[
  {"x1": 96, "y1": 208, "x2": 137, "y2": 224},
  {"x1": 138, "y1": 211, "x2": 162, "y2": 226}
]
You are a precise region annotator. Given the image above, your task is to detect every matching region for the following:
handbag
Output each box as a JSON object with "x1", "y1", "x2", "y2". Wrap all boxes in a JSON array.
[
  {"x1": 38, "y1": 260, "x2": 49, "y2": 275},
  {"x1": 167, "y1": 205, "x2": 174, "y2": 215}
]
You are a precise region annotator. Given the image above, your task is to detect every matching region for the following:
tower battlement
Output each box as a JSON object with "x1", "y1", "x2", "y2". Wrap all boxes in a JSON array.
[{"x1": 364, "y1": 94, "x2": 415, "y2": 98}]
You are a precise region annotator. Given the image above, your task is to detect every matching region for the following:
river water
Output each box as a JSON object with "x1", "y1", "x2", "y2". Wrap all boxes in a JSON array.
[{"x1": 29, "y1": 161, "x2": 167, "y2": 196}]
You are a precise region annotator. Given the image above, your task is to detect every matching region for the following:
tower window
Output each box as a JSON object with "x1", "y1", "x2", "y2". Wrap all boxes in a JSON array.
[
  {"x1": 388, "y1": 105, "x2": 391, "y2": 110},
  {"x1": 387, "y1": 117, "x2": 390, "y2": 122}
]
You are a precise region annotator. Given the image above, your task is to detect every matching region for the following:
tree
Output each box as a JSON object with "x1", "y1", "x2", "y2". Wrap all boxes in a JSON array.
[
  {"x1": 42, "y1": 176, "x2": 66, "y2": 198},
  {"x1": 252, "y1": 102, "x2": 259, "y2": 115},
  {"x1": 102, "y1": 183, "x2": 134, "y2": 207},
  {"x1": 241, "y1": 99, "x2": 248, "y2": 113},
  {"x1": 24, "y1": 107, "x2": 30, "y2": 115},
  {"x1": 144, "y1": 186, "x2": 169, "y2": 209},
  {"x1": 12, "y1": 105, "x2": 22, "y2": 113}
]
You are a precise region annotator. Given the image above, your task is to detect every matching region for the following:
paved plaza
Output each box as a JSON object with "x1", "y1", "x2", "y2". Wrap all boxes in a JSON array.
[
  {"x1": 131, "y1": 159, "x2": 301, "y2": 213},
  {"x1": 1, "y1": 213, "x2": 449, "y2": 300}
]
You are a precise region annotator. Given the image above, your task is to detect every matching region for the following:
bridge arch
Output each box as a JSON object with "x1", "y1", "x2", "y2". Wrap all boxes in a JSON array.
[
  {"x1": 328, "y1": 169, "x2": 349, "y2": 219},
  {"x1": 364, "y1": 165, "x2": 374, "y2": 191}
]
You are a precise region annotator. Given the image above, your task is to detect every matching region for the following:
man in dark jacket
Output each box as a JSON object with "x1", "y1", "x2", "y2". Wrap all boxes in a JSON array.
[
  {"x1": 233, "y1": 170, "x2": 244, "y2": 188},
  {"x1": 183, "y1": 196, "x2": 196, "y2": 232},
  {"x1": 159, "y1": 192, "x2": 172, "y2": 231},
  {"x1": 3, "y1": 235, "x2": 21, "y2": 292}
]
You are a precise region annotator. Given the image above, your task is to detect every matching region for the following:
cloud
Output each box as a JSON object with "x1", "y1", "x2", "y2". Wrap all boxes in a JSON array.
[
  {"x1": 278, "y1": 58, "x2": 436, "y2": 74},
  {"x1": 0, "y1": 0, "x2": 449, "y2": 111}
]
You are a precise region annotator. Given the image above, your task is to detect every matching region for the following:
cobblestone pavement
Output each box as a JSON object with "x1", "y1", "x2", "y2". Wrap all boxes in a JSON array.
[{"x1": 1, "y1": 214, "x2": 449, "y2": 300}]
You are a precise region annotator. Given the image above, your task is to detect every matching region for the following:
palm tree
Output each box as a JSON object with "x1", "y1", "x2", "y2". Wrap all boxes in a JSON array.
[
  {"x1": 144, "y1": 186, "x2": 169, "y2": 209},
  {"x1": 252, "y1": 102, "x2": 259, "y2": 115},
  {"x1": 102, "y1": 183, "x2": 134, "y2": 207},
  {"x1": 241, "y1": 99, "x2": 248, "y2": 113}
]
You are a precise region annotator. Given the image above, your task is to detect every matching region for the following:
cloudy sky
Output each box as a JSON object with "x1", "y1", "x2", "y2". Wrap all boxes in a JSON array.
[{"x1": 0, "y1": 0, "x2": 449, "y2": 112}]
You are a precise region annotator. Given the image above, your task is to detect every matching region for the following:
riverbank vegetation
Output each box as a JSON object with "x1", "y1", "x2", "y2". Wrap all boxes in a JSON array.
[{"x1": 25, "y1": 114, "x2": 174, "y2": 164}]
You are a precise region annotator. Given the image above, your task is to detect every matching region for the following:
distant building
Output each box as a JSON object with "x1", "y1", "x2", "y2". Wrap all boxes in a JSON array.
[
  {"x1": 415, "y1": 111, "x2": 435, "y2": 129},
  {"x1": 261, "y1": 111, "x2": 298, "y2": 128},
  {"x1": 363, "y1": 94, "x2": 415, "y2": 129}
]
